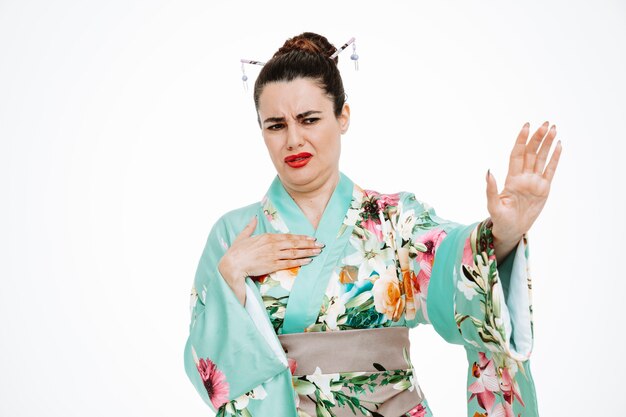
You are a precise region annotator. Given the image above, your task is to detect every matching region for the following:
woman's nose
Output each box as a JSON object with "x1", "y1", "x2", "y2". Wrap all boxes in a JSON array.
[{"x1": 286, "y1": 124, "x2": 305, "y2": 150}]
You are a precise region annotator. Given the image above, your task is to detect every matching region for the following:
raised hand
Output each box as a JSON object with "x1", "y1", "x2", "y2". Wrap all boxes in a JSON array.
[
  {"x1": 486, "y1": 121, "x2": 562, "y2": 260},
  {"x1": 218, "y1": 216, "x2": 324, "y2": 305}
]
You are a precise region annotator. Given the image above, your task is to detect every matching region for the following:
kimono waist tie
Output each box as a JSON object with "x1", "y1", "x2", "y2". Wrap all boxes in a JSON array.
[{"x1": 278, "y1": 326, "x2": 424, "y2": 417}]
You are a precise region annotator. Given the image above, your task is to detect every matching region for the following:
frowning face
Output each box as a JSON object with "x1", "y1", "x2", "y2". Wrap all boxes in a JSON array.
[{"x1": 257, "y1": 77, "x2": 350, "y2": 195}]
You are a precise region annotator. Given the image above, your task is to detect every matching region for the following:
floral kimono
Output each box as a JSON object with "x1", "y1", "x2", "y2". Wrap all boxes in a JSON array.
[{"x1": 184, "y1": 172, "x2": 538, "y2": 417}]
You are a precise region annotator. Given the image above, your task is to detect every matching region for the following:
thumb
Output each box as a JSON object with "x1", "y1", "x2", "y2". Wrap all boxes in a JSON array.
[
  {"x1": 486, "y1": 169, "x2": 499, "y2": 214},
  {"x1": 233, "y1": 215, "x2": 258, "y2": 243}
]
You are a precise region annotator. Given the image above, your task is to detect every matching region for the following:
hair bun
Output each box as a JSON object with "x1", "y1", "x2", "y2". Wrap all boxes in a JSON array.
[{"x1": 273, "y1": 32, "x2": 339, "y2": 64}]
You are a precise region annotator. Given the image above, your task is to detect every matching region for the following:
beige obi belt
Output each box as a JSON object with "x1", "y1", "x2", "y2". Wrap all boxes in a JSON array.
[{"x1": 278, "y1": 327, "x2": 424, "y2": 417}]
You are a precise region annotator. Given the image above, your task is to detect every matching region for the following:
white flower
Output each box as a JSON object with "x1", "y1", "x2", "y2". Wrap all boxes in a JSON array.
[
  {"x1": 306, "y1": 367, "x2": 340, "y2": 405},
  {"x1": 457, "y1": 279, "x2": 478, "y2": 300},
  {"x1": 345, "y1": 208, "x2": 360, "y2": 227},
  {"x1": 272, "y1": 268, "x2": 299, "y2": 291},
  {"x1": 397, "y1": 208, "x2": 417, "y2": 241},
  {"x1": 323, "y1": 297, "x2": 346, "y2": 330},
  {"x1": 189, "y1": 286, "x2": 198, "y2": 315},
  {"x1": 233, "y1": 384, "x2": 268, "y2": 409},
  {"x1": 342, "y1": 233, "x2": 393, "y2": 281},
  {"x1": 201, "y1": 284, "x2": 207, "y2": 304}
]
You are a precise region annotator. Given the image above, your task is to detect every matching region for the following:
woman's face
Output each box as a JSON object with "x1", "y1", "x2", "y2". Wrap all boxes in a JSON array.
[{"x1": 257, "y1": 77, "x2": 350, "y2": 194}]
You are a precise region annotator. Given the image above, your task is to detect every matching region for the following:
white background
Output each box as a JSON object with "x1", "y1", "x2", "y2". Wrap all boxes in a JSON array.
[{"x1": 1, "y1": 1, "x2": 625, "y2": 416}]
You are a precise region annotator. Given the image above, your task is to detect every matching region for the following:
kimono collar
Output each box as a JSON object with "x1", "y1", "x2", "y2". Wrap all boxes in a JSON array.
[{"x1": 265, "y1": 171, "x2": 354, "y2": 241}]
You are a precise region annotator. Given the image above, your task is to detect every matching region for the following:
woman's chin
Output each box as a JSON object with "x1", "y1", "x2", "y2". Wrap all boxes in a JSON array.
[{"x1": 279, "y1": 165, "x2": 324, "y2": 188}]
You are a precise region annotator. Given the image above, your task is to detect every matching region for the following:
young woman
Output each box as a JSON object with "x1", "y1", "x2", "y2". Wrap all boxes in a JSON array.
[{"x1": 184, "y1": 32, "x2": 561, "y2": 417}]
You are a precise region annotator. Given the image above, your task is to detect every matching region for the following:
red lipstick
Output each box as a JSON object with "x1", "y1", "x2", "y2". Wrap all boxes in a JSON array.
[{"x1": 284, "y1": 152, "x2": 312, "y2": 168}]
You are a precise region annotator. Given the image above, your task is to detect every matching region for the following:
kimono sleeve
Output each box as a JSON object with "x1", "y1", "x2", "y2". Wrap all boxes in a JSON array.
[
  {"x1": 398, "y1": 193, "x2": 539, "y2": 416},
  {"x1": 183, "y1": 215, "x2": 298, "y2": 416}
]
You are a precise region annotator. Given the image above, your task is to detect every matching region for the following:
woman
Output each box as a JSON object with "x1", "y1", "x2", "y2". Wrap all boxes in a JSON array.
[{"x1": 184, "y1": 32, "x2": 561, "y2": 417}]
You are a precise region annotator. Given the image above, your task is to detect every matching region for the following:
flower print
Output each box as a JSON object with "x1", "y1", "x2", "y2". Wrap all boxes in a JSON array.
[
  {"x1": 189, "y1": 286, "x2": 198, "y2": 315},
  {"x1": 200, "y1": 284, "x2": 207, "y2": 304},
  {"x1": 397, "y1": 208, "x2": 417, "y2": 241},
  {"x1": 250, "y1": 273, "x2": 269, "y2": 284},
  {"x1": 288, "y1": 358, "x2": 298, "y2": 375},
  {"x1": 219, "y1": 236, "x2": 229, "y2": 251},
  {"x1": 261, "y1": 196, "x2": 289, "y2": 233},
  {"x1": 372, "y1": 265, "x2": 406, "y2": 321},
  {"x1": 191, "y1": 346, "x2": 230, "y2": 409},
  {"x1": 232, "y1": 384, "x2": 268, "y2": 410},
  {"x1": 339, "y1": 265, "x2": 358, "y2": 284},
  {"x1": 499, "y1": 366, "x2": 524, "y2": 407},
  {"x1": 273, "y1": 267, "x2": 300, "y2": 291},
  {"x1": 490, "y1": 402, "x2": 515, "y2": 417},
  {"x1": 405, "y1": 403, "x2": 427, "y2": 417},
  {"x1": 415, "y1": 228, "x2": 447, "y2": 265},
  {"x1": 322, "y1": 296, "x2": 346, "y2": 330},
  {"x1": 468, "y1": 352, "x2": 500, "y2": 413},
  {"x1": 397, "y1": 247, "x2": 417, "y2": 321},
  {"x1": 362, "y1": 217, "x2": 384, "y2": 241},
  {"x1": 362, "y1": 189, "x2": 400, "y2": 212},
  {"x1": 397, "y1": 247, "x2": 431, "y2": 322},
  {"x1": 457, "y1": 277, "x2": 479, "y2": 301},
  {"x1": 306, "y1": 366, "x2": 340, "y2": 405},
  {"x1": 343, "y1": 233, "x2": 393, "y2": 282},
  {"x1": 462, "y1": 236, "x2": 474, "y2": 266},
  {"x1": 375, "y1": 192, "x2": 400, "y2": 212}
]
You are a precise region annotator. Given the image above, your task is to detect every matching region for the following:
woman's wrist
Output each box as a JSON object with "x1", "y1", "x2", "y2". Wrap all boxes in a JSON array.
[
  {"x1": 491, "y1": 223, "x2": 523, "y2": 263},
  {"x1": 218, "y1": 257, "x2": 247, "y2": 306}
]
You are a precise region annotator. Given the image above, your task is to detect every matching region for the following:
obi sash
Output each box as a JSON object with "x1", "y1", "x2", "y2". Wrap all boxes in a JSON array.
[{"x1": 278, "y1": 327, "x2": 424, "y2": 417}]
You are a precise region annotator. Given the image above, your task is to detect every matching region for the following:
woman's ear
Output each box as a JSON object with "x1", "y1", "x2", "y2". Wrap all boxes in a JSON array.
[{"x1": 339, "y1": 103, "x2": 351, "y2": 134}]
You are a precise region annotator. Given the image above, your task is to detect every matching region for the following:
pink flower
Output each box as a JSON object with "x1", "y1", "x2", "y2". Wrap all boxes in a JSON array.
[
  {"x1": 405, "y1": 403, "x2": 427, "y2": 417},
  {"x1": 468, "y1": 352, "x2": 500, "y2": 413},
  {"x1": 376, "y1": 192, "x2": 400, "y2": 211},
  {"x1": 499, "y1": 367, "x2": 525, "y2": 407},
  {"x1": 415, "y1": 228, "x2": 447, "y2": 265},
  {"x1": 490, "y1": 402, "x2": 515, "y2": 417},
  {"x1": 362, "y1": 218, "x2": 383, "y2": 241},
  {"x1": 462, "y1": 237, "x2": 474, "y2": 266},
  {"x1": 288, "y1": 358, "x2": 298, "y2": 375},
  {"x1": 412, "y1": 228, "x2": 447, "y2": 316},
  {"x1": 196, "y1": 357, "x2": 230, "y2": 409}
]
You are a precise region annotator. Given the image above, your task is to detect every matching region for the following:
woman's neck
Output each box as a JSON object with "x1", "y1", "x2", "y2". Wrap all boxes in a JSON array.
[{"x1": 283, "y1": 171, "x2": 340, "y2": 230}]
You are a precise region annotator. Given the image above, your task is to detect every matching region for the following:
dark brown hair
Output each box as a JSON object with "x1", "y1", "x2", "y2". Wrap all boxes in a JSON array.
[{"x1": 253, "y1": 32, "x2": 346, "y2": 127}]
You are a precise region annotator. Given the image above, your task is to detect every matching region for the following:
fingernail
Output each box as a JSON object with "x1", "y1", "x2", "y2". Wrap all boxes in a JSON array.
[
  {"x1": 315, "y1": 242, "x2": 325, "y2": 247},
  {"x1": 486, "y1": 169, "x2": 490, "y2": 181},
  {"x1": 543, "y1": 121, "x2": 549, "y2": 126},
  {"x1": 307, "y1": 236, "x2": 316, "y2": 240},
  {"x1": 524, "y1": 122, "x2": 530, "y2": 128}
]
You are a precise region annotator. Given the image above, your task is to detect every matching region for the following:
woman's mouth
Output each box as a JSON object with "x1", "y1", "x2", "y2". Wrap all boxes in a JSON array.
[{"x1": 284, "y1": 152, "x2": 312, "y2": 168}]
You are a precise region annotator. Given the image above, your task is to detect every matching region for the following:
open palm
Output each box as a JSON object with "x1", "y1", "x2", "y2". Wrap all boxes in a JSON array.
[{"x1": 486, "y1": 121, "x2": 563, "y2": 241}]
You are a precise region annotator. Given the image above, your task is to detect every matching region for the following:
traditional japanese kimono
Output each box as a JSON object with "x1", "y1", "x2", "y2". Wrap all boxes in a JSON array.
[{"x1": 184, "y1": 172, "x2": 538, "y2": 417}]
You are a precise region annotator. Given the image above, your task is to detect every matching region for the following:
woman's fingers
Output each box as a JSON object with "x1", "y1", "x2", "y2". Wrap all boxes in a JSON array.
[
  {"x1": 508, "y1": 123, "x2": 530, "y2": 177},
  {"x1": 277, "y1": 247, "x2": 323, "y2": 260},
  {"x1": 534, "y1": 125, "x2": 557, "y2": 174},
  {"x1": 542, "y1": 140, "x2": 563, "y2": 182},
  {"x1": 274, "y1": 258, "x2": 315, "y2": 270},
  {"x1": 261, "y1": 233, "x2": 322, "y2": 251},
  {"x1": 233, "y1": 215, "x2": 258, "y2": 244},
  {"x1": 522, "y1": 121, "x2": 550, "y2": 173},
  {"x1": 485, "y1": 169, "x2": 499, "y2": 215}
]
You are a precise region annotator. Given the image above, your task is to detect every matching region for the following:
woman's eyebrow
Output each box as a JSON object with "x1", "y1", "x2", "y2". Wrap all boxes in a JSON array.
[{"x1": 263, "y1": 110, "x2": 322, "y2": 124}]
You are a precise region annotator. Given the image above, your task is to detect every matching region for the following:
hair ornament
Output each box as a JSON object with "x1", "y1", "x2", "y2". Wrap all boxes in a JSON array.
[{"x1": 239, "y1": 36, "x2": 358, "y2": 91}]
